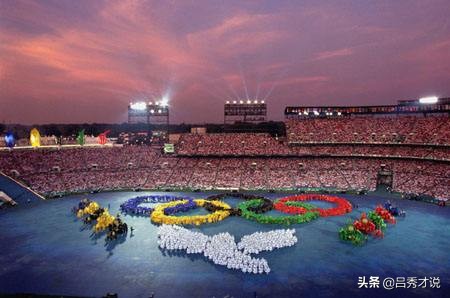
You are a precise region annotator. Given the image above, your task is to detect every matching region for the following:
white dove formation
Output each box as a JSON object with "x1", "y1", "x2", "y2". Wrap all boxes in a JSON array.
[
  {"x1": 157, "y1": 225, "x2": 298, "y2": 274},
  {"x1": 237, "y1": 229, "x2": 297, "y2": 255}
]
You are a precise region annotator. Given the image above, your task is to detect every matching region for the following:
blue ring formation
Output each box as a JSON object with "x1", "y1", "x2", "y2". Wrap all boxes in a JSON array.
[{"x1": 120, "y1": 195, "x2": 194, "y2": 216}]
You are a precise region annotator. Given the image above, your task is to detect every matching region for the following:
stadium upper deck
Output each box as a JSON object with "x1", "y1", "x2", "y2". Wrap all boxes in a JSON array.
[
  {"x1": 284, "y1": 97, "x2": 450, "y2": 118},
  {"x1": 285, "y1": 115, "x2": 450, "y2": 145}
]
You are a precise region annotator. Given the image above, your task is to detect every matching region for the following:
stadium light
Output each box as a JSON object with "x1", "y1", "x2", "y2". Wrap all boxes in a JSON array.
[
  {"x1": 419, "y1": 96, "x2": 438, "y2": 104},
  {"x1": 261, "y1": 100, "x2": 265, "y2": 104},
  {"x1": 247, "y1": 100, "x2": 251, "y2": 104},
  {"x1": 313, "y1": 111, "x2": 319, "y2": 116},
  {"x1": 239, "y1": 100, "x2": 244, "y2": 104},
  {"x1": 254, "y1": 100, "x2": 258, "y2": 104},
  {"x1": 233, "y1": 101, "x2": 237, "y2": 104},
  {"x1": 160, "y1": 95, "x2": 169, "y2": 107},
  {"x1": 226, "y1": 101, "x2": 230, "y2": 104},
  {"x1": 130, "y1": 102, "x2": 147, "y2": 110}
]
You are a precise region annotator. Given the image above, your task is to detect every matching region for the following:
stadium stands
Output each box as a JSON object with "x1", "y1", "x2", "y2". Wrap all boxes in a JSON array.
[
  {"x1": 177, "y1": 133, "x2": 291, "y2": 156},
  {"x1": 0, "y1": 115, "x2": 448, "y2": 200},
  {"x1": 0, "y1": 146, "x2": 448, "y2": 200},
  {"x1": 285, "y1": 115, "x2": 450, "y2": 144},
  {"x1": 175, "y1": 129, "x2": 449, "y2": 161}
]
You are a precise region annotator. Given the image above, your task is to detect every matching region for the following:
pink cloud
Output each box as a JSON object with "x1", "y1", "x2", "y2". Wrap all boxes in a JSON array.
[
  {"x1": 272, "y1": 76, "x2": 329, "y2": 86},
  {"x1": 402, "y1": 39, "x2": 450, "y2": 63},
  {"x1": 186, "y1": 13, "x2": 287, "y2": 58},
  {"x1": 313, "y1": 48, "x2": 354, "y2": 61}
]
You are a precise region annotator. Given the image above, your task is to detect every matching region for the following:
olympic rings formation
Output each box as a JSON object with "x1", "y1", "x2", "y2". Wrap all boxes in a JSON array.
[{"x1": 121, "y1": 194, "x2": 353, "y2": 226}]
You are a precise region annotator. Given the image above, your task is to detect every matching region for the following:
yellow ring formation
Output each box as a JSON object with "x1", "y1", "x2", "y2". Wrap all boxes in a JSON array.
[{"x1": 150, "y1": 199, "x2": 231, "y2": 226}]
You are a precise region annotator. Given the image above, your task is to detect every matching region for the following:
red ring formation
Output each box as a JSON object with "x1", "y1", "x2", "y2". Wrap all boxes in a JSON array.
[{"x1": 274, "y1": 194, "x2": 353, "y2": 217}]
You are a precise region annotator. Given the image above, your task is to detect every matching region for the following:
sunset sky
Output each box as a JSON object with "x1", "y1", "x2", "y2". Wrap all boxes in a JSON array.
[{"x1": 1, "y1": 0, "x2": 450, "y2": 124}]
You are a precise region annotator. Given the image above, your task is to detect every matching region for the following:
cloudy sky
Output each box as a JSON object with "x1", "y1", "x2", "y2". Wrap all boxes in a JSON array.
[{"x1": 1, "y1": 0, "x2": 450, "y2": 124}]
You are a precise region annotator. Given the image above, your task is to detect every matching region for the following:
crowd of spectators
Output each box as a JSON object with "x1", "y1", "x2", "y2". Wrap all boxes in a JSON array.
[
  {"x1": 286, "y1": 115, "x2": 450, "y2": 145},
  {"x1": 176, "y1": 133, "x2": 291, "y2": 156},
  {"x1": 1, "y1": 146, "x2": 448, "y2": 200},
  {"x1": 174, "y1": 132, "x2": 449, "y2": 161}
]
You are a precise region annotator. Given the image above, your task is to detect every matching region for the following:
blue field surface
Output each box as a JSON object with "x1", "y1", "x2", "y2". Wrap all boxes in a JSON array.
[{"x1": 0, "y1": 191, "x2": 449, "y2": 298}]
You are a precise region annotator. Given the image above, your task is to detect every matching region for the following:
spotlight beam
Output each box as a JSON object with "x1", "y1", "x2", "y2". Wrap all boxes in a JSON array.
[
  {"x1": 238, "y1": 61, "x2": 250, "y2": 101},
  {"x1": 262, "y1": 69, "x2": 289, "y2": 101},
  {"x1": 225, "y1": 81, "x2": 241, "y2": 101},
  {"x1": 255, "y1": 82, "x2": 261, "y2": 100}
]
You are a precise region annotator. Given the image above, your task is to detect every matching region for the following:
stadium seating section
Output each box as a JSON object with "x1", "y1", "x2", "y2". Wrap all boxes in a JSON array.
[{"x1": 0, "y1": 115, "x2": 448, "y2": 200}]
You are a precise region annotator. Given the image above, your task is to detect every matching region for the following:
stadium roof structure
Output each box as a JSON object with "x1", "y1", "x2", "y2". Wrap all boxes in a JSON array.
[{"x1": 285, "y1": 97, "x2": 450, "y2": 118}]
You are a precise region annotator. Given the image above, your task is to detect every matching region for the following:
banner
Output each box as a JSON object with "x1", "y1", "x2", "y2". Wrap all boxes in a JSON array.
[
  {"x1": 98, "y1": 130, "x2": 110, "y2": 145},
  {"x1": 164, "y1": 143, "x2": 174, "y2": 154},
  {"x1": 4, "y1": 131, "x2": 15, "y2": 148},
  {"x1": 77, "y1": 129, "x2": 85, "y2": 145},
  {"x1": 30, "y1": 128, "x2": 41, "y2": 147}
]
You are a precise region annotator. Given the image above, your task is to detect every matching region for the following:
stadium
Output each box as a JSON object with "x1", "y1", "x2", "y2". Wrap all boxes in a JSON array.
[
  {"x1": 1, "y1": 96, "x2": 449, "y2": 298},
  {"x1": 1, "y1": 1, "x2": 450, "y2": 298}
]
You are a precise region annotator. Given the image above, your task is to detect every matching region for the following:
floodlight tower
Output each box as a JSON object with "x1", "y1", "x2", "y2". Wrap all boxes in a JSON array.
[
  {"x1": 128, "y1": 100, "x2": 170, "y2": 125},
  {"x1": 224, "y1": 99, "x2": 267, "y2": 124},
  {"x1": 147, "y1": 101, "x2": 169, "y2": 124},
  {"x1": 147, "y1": 99, "x2": 170, "y2": 142},
  {"x1": 128, "y1": 102, "x2": 149, "y2": 124},
  {"x1": 128, "y1": 99, "x2": 170, "y2": 143}
]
